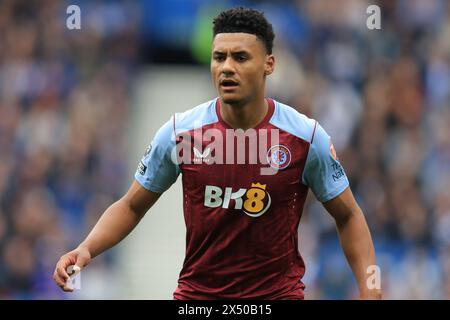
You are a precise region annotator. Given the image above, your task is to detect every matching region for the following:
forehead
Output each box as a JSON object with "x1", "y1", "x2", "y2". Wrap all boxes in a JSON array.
[{"x1": 212, "y1": 33, "x2": 265, "y2": 53}]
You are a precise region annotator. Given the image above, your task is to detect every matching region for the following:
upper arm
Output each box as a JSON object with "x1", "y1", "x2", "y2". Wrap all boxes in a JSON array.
[
  {"x1": 128, "y1": 116, "x2": 181, "y2": 217},
  {"x1": 302, "y1": 122, "x2": 349, "y2": 202},
  {"x1": 134, "y1": 116, "x2": 180, "y2": 193},
  {"x1": 322, "y1": 186, "x2": 361, "y2": 224}
]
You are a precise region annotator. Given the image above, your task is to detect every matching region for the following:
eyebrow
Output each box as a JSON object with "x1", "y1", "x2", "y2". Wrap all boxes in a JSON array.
[{"x1": 213, "y1": 50, "x2": 250, "y2": 55}]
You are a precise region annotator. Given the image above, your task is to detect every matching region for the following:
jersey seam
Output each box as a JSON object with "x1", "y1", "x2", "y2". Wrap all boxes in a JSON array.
[
  {"x1": 269, "y1": 101, "x2": 315, "y2": 144},
  {"x1": 174, "y1": 100, "x2": 219, "y2": 136},
  {"x1": 311, "y1": 120, "x2": 318, "y2": 144}
]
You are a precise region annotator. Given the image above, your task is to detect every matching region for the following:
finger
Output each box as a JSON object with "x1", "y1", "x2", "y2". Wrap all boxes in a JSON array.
[
  {"x1": 56, "y1": 264, "x2": 70, "y2": 281},
  {"x1": 71, "y1": 265, "x2": 81, "y2": 276},
  {"x1": 54, "y1": 268, "x2": 69, "y2": 286},
  {"x1": 53, "y1": 271, "x2": 67, "y2": 288},
  {"x1": 61, "y1": 283, "x2": 74, "y2": 292},
  {"x1": 53, "y1": 269, "x2": 75, "y2": 292},
  {"x1": 53, "y1": 272, "x2": 73, "y2": 292},
  {"x1": 62, "y1": 268, "x2": 78, "y2": 292}
]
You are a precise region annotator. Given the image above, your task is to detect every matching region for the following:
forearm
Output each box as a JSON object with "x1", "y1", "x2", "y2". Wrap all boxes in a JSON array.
[
  {"x1": 78, "y1": 198, "x2": 145, "y2": 258},
  {"x1": 335, "y1": 210, "x2": 380, "y2": 298}
]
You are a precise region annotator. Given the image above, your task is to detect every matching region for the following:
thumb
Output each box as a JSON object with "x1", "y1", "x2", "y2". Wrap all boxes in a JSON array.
[{"x1": 70, "y1": 265, "x2": 81, "y2": 277}]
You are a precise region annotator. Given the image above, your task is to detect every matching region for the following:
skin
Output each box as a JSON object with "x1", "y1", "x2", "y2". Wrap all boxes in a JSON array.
[
  {"x1": 53, "y1": 32, "x2": 381, "y2": 299},
  {"x1": 323, "y1": 188, "x2": 382, "y2": 299},
  {"x1": 53, "y1": 180, "x2": 160, "y2": 291},
  {"x1": 211, "y1": 33, "x2": 274, "y2": 130}
]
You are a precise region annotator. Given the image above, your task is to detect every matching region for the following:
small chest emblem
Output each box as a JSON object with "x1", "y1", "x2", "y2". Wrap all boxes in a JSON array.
[
  {"x1": 193, "y1": 147, "x2": 211, "y2": 164},
  {"x1": 267, "y1": 145, "x2": 291, "y2": 170}
]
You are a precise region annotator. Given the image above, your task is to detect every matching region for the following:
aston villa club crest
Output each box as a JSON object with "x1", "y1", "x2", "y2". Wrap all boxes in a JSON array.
[{"x1": 266, "y1": 145, "x2": 291, "y2": 170}]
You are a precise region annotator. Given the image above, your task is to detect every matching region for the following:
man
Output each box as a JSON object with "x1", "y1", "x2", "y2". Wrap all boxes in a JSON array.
[{"x1": 53, "y1": 7, "x2": 381, "y2": 299}]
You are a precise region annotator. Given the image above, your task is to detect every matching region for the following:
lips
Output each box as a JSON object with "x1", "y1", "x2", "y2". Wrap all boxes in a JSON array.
[{"x1": 220, "y1": 79, "x2": 239, "y2": 87}]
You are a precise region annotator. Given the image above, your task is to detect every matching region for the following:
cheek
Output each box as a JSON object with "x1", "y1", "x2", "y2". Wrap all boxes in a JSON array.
[
  {"x1": 246, "y1": 67, "x2": 265, "y2": 85},
  {"x1": 210, "y1": 67, "x2": 218, "y2": 83}
]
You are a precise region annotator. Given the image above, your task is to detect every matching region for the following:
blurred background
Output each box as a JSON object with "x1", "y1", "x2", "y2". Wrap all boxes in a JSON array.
[{"x1": 0, "y1": 0, "x2": 449, "y2": 299}]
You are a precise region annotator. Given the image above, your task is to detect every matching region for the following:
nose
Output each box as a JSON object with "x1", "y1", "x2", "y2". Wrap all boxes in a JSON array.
[{"x1": 221, "y1": 56, "x2": 235, "y2": 75}]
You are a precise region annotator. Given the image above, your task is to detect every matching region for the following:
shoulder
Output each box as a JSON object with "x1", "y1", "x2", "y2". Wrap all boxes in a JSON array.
[
  {"x1": 269, "y1": 99, "x2": 318, "y2": 144},
  {"x1": 174, "y1": 98, "x2": 219, "y2": 135}
]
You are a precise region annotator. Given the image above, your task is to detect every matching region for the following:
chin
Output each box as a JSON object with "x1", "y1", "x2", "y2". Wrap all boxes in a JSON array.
[
  {"x1": 220, "y1": 94, "x2": 242, "y2": 105},
  {"x1": 222, "y1": 98, "x2": 240, "y2": 105}
]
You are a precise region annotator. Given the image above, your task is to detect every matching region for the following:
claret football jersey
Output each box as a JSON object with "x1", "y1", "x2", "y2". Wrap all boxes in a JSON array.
[{"x1": 135, "y1": 98, "x2": 349, "y2": 299}]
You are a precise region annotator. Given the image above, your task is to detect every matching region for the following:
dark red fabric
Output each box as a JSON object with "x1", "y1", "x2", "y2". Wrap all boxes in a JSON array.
[{"x1": 173, "y1": 99, "x2": 310, "y2": 300}]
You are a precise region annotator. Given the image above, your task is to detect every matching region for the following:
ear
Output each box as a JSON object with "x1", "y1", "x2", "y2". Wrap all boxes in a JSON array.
[{"x1": 264, "y1": 54, "x2": 275, "y2": 76}]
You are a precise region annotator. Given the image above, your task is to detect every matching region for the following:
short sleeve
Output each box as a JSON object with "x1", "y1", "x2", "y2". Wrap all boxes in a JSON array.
[
  {"x1": 134, "y1": 116, "x2": 180, "y2": 193},
  {"x1": 302, "y1": 122, "x2": 349, "y2": 202}
]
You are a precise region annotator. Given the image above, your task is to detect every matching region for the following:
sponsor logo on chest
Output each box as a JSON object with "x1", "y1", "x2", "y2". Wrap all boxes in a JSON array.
[{"x1": 204, "y1": 183, "x2": 271, "y2": 217}]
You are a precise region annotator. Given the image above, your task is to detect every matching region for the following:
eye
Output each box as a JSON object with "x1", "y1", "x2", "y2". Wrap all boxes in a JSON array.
[
  {"x1": 236, "y1": 55, "x2": 247, "y2": 62},
  {"x1": 214, "y1": 55, "x2": 225, "y2": 62}
]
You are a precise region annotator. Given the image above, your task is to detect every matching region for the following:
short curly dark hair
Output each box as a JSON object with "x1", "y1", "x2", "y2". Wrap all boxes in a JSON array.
[{"x1": 212, "y1": 7, "x2": 275, "y2": 54}]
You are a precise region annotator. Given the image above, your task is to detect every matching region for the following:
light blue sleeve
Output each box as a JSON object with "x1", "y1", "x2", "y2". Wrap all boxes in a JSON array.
[
  {"x1": 302, "y1": 123, "x2": 349, "y2": 202},
  {"x1": 134, "y1": 117, "x2": 180, "y2": 193}
]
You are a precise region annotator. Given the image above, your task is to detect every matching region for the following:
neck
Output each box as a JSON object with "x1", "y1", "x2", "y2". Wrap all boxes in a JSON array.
[{"x1": 219, "y1": 95, "x2": 268, "y2": 130}]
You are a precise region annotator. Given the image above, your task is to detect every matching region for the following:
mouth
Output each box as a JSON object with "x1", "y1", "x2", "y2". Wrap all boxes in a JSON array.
[{"x1": 220, "y1": 79, "x2": 239, "y2": 90}]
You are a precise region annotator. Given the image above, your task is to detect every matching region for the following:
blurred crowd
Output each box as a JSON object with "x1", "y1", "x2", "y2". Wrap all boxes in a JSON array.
[
  {"x1": 0, "y1": 0, "x2": 139, "y2": 298},
  {"x1": 0, "y1": 0, "x2": 449, "y2": 299},
  {"x1": 263, "y1": 0, "x2": 450, "y2": 299}
]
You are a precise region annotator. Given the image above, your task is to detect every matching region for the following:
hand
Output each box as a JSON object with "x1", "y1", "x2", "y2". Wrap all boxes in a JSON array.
[{"x1": 53, "y1": 246, "x2": 91, "y2": 292}]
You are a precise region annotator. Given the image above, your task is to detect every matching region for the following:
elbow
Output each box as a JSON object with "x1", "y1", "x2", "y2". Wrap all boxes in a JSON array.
[
  {"x1": 335, "y1": 207, "x2": 361, "y2": 228},
  {"x1": 118, "y1": 196, "x2": 146, "y2": 220}
]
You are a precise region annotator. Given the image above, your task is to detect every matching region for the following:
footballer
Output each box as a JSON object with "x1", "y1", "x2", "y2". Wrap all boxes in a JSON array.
[{"x1": 54, "y1": 7, "x2": 381, "y2": 300}]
